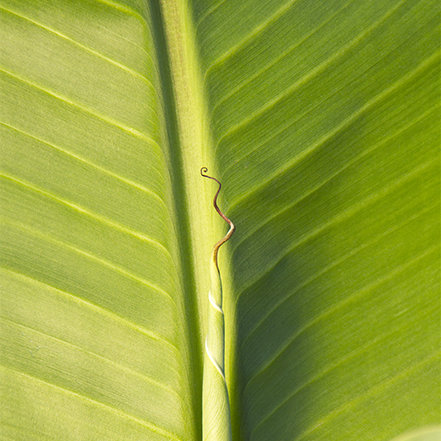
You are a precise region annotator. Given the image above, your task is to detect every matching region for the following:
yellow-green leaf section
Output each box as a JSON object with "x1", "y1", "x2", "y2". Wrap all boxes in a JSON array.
[{"x1": 0, "y1": 0, "x2": 439, "y2": 440}]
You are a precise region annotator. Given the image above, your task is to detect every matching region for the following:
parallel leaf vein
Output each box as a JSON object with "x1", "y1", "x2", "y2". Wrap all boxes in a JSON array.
[
  {"x1": 209, "y1": 0, "x2": 353, "y2": 114},
  {"x1": 96, "y1": 0, "x2": 143, "y2": 17},
  {"x1": 0, "y1": 365, "x2": 183, "y2": 441},
  {"x1": 0, "y1": 68, "x2": 160, "y2": 149},
  {"x1": 227, "y1": 50, "x2": 440, "y2": 211},
  {"x1": 244, "y1": 244, "x2": 438, "y2": 393},
  {"x1": 235, "y1": 159, "x2": 436, "y2": 299},
  {"x1": 295, "y1": 350, "x2": 441, "y2": 441},
  {"x1": 231, "y1": 101, "x2": 440, "y2": 254},
  {"x1": 203, "y1": 0, "x2": 301, "y2": 76},
  {"x1": 0, "y1": 5, "x2": 155, "y2": 89},
  {"x1": 1, "y1": 122, "x2": 166, "y2": 207},
  {"x1": 195, "y1": 0, "x2": 227, "y2": 31},
  {"x1": 0, "y1": 316, "x2": 183, "y2": 396},
  {"x1": 239, "y1": 202, "x2": 438, "y2": 350},
  {"x1": 214, "y1": 0, "x2": 408, "y2": 147},
  {"x1": 0, "y1": 266, "x2": 178, "y2": 351},
  {"x1": 0, "y1": 216, "x2": 177, "y2": 308},
  {"x1": 221, "y1": 30, "x2": 439, "y2": 173},
  {"x1": 250, "y1": 319, "x2": 422, "y2": 436},
  {"x1": 0, "y1": 172, "x2": 170, "y2": 256}
]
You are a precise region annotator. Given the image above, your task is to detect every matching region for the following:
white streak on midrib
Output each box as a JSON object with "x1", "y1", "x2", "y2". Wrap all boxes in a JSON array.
[
  {"x1": 209, "y1": 291, "x2": 224, "y2": 314},
  {"x1": 205, "y1": 338, "x2": 225, "y2": 381}
]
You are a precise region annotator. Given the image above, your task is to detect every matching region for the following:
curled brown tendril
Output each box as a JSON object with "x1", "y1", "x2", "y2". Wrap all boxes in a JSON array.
[{"x1": 201, "y1": 167, "x2": 235, "y2": 267}]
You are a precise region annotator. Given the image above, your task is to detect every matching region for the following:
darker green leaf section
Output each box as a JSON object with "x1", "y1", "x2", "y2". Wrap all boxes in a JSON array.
[{"x1": 193, "y1": 0, "x2": 440, "y2": 439}]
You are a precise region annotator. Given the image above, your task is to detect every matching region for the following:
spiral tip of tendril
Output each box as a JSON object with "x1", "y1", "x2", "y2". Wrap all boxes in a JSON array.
[{"x1": 200, "y1": 167, "x2": 209, "y2": 177}]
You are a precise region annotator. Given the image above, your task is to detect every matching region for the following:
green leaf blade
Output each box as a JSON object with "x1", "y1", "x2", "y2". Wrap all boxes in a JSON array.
[
  {"x1": 195, "y1": 0, "x2": 440, "y2": 439},
  {"x1": 0, "y1": 2, "x2": 198, "y2": 439}
]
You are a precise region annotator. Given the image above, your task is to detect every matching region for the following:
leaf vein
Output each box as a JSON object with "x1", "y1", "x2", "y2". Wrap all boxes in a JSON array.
[
  {"x1": 195, "y1": 0, "x2": 227, "y2": 32},
  {"x1": 295, "y1": 350, "x2": 441, "y2": 440},
  {"x1": 0, "y1": 173, "x2": 170, "y2": 256},
  {"x1": 239, "y1": 202, "x2": 439, "y2": 351},
  {"x1": 1, "y1": 122, "x2": 166, "y2": 207},
  {"x1": 0, "y1": 6, "x2": 155, "y2": 88},
  {"x1": 0, "y1": 68, "x2": 160, "y2": 148},
  {"x1": 251, "y1": 327, "x2": 440, "y2": 437},
  {"x1": 0, "y1": 217, "x2": 177, "y2": 308},
  {"x1": 244, "y1": 244, "x2": 439, "y2": 393},
  {"x1": 0, "y1": 365, "x2": 183, "y2": 441},
  {"x1": 209, "y1": 0, "x2": 352, "y2": 111},
  {"x1": 227, "y1": 50, "x2": 440, "y2": 211},
  {"x1": 0, "y1": 266, "x2": 178, "y2": 351},
  {"x1": 203, "y1": 0, "x2": 301, "y2": 76},
  {"x1": 214, "y1": 0, "x2": 409, "y2": 147},
  {"x1": 0, "y1": 172, "x2": 171, "y2": 254},
  {"x1": 235, "y1": 159, "x2": 436, "y2": 299},
  {"x1": 0, "y1": 316, "x2": 184, "y2": 397},
  {"x1": 231, "y1": 100, "x2": 441, "y2": 255}
]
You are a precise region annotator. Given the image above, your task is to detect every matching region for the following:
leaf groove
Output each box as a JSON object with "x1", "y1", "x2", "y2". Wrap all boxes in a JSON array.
[
  {"x1": 0, "y1": 217, "x2": 177, "y2": 307},
  {"x1": 209, "y1": 0, "x2": 354, "y2": 114},
  {"x1": 239, "y1": 202, "x2": 438, "y2": 351},
  {"x1": 0, "y1": 266, "x2": 178, "y2": 350},
  {"x1": 203, "y1": 0, "x2": 301, "y2": 76},
  {"x1": 231, "y1": 100, "x2": 440, "y2": 255},
  {"x1": 235, "y1": 158, "x2": 437, "y2": 299},
  {"x1": 213, "y1": 0, "x2": 409, "y2": 146},
  {"x1": 0, "y1": 316, "x2": 184, "y2": 397},
  {"x1": 227, "y1": 50, "x2": 440, "y2": 212},
  {"x1": 0, "y1": 6, "x2": 155, "y2": 87},
  {"x1": 250, "y1": 318, "x2": 425, "y2": 436},
  {"x1": 0, "y1": 365, "x2": 183, "y2": 441},
  {"x1": 244, "y1": 244, "x2": 439, "y2": 392},
  {"x1": 294, "y1": 350, "x2": 441, "y2": 441},
  {"x1": 1, "y1": 122, "x2": 166, "y2": 207},
  {"x1": 0, "y1": 173, "x2": 170, "y2": 254},
  {"x1": 0, "y1": 68, "x2": 159, "y2": 147}
]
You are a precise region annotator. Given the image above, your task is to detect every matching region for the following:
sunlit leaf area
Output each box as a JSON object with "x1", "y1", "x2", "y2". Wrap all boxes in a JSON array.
[{"x1": 1, "y1": 0, "x2": 439, "y2": 440}]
